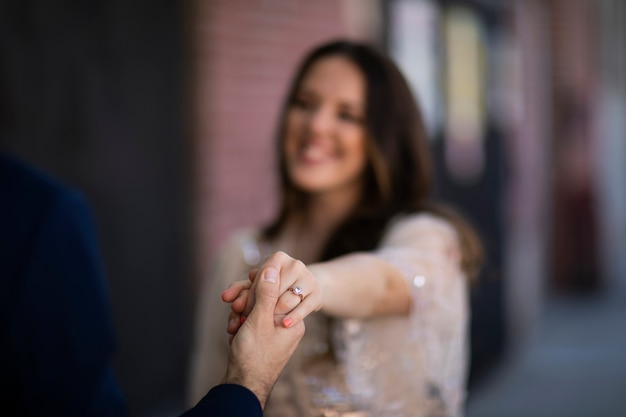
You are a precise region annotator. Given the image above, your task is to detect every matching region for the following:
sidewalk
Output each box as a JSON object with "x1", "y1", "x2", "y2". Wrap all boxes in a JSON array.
[{"x1": 467, "y1": 293, "x2": 626, "y2": 417}]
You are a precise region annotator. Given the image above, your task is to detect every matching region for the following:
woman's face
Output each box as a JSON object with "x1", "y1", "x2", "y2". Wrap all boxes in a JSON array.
[{"x1": 283, "y1": 56, "x2": 368, "y2": 198}]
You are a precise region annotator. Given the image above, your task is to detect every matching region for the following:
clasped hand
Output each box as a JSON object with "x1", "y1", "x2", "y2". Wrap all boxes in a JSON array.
[{"x1": 222, "y1": 251, "x2": 324, "y2": 339}]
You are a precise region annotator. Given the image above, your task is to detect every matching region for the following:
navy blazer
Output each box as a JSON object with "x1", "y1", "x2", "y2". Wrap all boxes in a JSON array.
[
  {"x1": 181, "y1": 384, "x2": 262, "y2": 417},
  {"x1": 0, "y1": 153, "x2": 127, "y2": 416}
]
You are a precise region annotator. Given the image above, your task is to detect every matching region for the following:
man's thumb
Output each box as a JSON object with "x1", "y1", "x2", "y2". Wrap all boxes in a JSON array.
[{"x1": 250, "y1": 267, "x2": 280, "y2": 315}]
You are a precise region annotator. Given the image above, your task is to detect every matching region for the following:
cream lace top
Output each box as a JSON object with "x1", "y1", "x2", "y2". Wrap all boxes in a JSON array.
[{"x1": 188, "y1": 213, "x2": 469, "y2": 417}]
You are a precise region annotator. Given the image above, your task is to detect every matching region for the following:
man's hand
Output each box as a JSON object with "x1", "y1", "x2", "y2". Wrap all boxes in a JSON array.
[{"x1": 221, "y1": 267, "x2": 305, "y2": 408}]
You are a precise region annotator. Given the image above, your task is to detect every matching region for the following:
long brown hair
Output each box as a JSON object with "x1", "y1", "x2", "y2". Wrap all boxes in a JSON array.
[{"x1": 262, "y1": 40, "x2": 482, "y2": 281}]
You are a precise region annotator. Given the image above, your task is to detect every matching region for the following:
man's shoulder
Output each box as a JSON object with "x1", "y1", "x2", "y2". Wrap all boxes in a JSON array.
[
  {"x1": 0, "y1": 153, "x2": 92, "y2": 282},
  {"x1": 0, "y1": 153, "x2": 85, "y2": 219}
]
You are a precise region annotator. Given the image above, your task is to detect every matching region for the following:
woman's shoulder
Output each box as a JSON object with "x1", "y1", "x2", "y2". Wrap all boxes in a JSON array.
[
  {"x1": 381, "y1": 208, "x2": 483, "y2": 283},
  {"x1": 377, "y1": 211, "x2": 462, "y2": 262},
  {"x1": 383, "y1": 212, "x2": 459, "y2": 243}
]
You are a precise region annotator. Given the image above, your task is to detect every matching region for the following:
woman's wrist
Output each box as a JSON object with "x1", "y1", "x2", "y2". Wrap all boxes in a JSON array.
[{"x1": 306, "y1": 263, "x2": 329, "y2": 313}]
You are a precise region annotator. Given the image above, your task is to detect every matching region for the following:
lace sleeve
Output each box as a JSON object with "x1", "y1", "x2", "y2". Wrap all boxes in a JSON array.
[{"x1": 334, "y1": 214, "x2": 469, "y2": 417}]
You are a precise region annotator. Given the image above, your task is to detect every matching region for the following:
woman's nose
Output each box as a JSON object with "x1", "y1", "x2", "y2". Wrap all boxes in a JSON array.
[{"x1": 308, "y1": 106, "x2": 333, "y2": 134}]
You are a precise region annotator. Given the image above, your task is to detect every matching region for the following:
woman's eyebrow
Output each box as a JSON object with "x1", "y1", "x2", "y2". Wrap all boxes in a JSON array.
[
  {"x1": 339, "y1": 101, "x2": 364, "y2": 113},
  {"x1": 296, "y1": 86, "x2": 364, "y2": 113}
]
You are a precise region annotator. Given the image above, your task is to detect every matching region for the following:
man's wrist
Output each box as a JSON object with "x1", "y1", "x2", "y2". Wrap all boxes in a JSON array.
[
  {"x1": 194, "y1": 384, "x2": 262, "y2": 416},
  {"x1": 222, "y1": 369, "x2": 271, "y2": 408}
]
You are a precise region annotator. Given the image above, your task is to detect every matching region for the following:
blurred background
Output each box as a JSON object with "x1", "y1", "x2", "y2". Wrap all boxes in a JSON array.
[{"x1": 1, "y1": 0, "x2": 624, "y2": 416}]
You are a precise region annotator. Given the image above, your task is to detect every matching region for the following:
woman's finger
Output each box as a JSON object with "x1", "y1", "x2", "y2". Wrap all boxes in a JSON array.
[
  {"x1": 227, "y1": 311, "x2": 242, "y2": 335},
  {"x1": 221, "y1": 280, "x2": 252, "y2": 303},
  {"x1": 248, "y1": 268, "x2": 259, "y2": 282},
  {"x1": 274, "y1": 287, "x2": 305, "y2": 316},
  {"x1": 281, "y1": 289, "x2": 323, "y2": 328},
  {"x1": 231, "y1": 288, "x2": 250, "y2": 314}
]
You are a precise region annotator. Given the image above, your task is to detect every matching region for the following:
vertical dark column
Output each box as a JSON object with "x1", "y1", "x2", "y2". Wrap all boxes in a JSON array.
[
  {"x1": 431, "y1": 123, "x2": 507, "y2": 389},
  {"x1": 0, "y1": 0, "x2": 192, "y2": 414},
  {"x1": 432, "y1": 3, "x2": 507, "y2": 388}
]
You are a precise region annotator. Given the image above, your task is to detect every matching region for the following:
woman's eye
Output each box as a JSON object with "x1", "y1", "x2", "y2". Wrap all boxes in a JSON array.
[{"x1": 338, "y1": 111, "x2": 362, "y2": 124}]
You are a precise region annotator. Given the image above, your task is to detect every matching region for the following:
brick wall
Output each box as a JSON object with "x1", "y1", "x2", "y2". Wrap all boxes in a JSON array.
[{"x1": 191, "y1": 0, "x2": 354, "y2": 285}]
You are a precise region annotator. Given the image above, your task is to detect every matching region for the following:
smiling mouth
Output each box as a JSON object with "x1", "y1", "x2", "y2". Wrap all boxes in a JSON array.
[{"x1": 298, "y1": 142, "x2": 336, "y2": 164}]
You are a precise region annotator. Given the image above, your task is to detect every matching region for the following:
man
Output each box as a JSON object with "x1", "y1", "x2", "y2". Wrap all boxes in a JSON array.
[
  {"x1": 0, "y1": 152, "x2": 126, "y2": 416},
  {"x1": 0, "y1": 152, "x2": 305, "y2": 416}
]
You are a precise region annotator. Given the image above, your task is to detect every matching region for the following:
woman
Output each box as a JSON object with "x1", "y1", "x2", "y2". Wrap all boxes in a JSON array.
[{"x1": 188, "y1": 39, "x2": 482, "y2": 417}]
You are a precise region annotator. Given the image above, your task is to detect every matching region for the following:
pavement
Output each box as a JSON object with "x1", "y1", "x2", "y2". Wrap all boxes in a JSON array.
[{"x1": 466, "y1": 292, "x2": 626, "y2": 417}]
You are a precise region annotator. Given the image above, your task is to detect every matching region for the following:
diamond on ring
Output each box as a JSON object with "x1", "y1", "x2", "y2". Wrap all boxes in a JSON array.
[{"x1": 289, "y1": 286, "x2": 304, "y2": 301}]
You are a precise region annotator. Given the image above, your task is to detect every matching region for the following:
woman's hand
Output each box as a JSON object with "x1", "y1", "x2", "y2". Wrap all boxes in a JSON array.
[
  {"x1": 222, "y1": 251, "x2": 325, "y2": 336},
  {"x1": 257, "y1": 251, "x2": 325, "y2": 328},
  {"x1": 221, "y1": 279, "x2": 253, "y2": 339}
]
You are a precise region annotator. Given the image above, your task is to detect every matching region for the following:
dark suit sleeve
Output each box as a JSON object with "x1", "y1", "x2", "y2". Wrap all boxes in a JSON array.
[
  {"x1": 180, "y1": 384, "x2": 263, "y2": 417},
  {"x1": 7, "y1": 190, "x2": 126, "y2": 416}
]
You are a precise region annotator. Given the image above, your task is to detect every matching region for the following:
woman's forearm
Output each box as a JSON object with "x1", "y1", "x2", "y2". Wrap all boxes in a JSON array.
[{"x1": 309, "y1": 253, "x2": 411, "y2": 318}]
